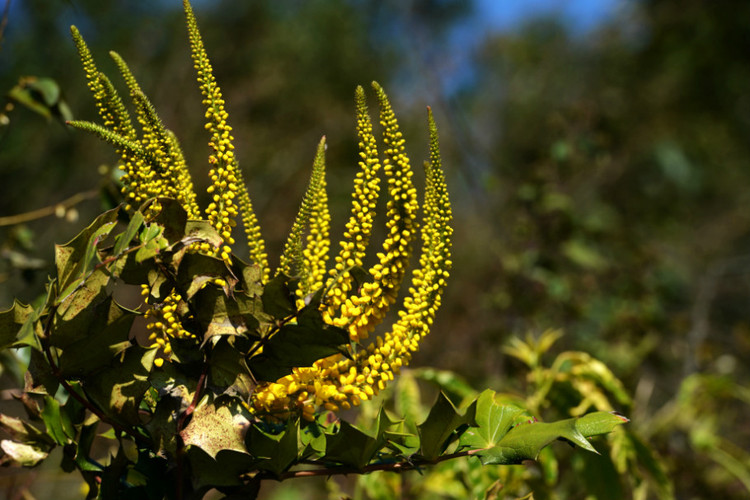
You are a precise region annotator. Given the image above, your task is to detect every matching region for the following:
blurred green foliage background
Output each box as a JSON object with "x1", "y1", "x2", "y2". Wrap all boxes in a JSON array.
[{"x1": 1, "y1": 0, "x2": 749, "y2": 498}]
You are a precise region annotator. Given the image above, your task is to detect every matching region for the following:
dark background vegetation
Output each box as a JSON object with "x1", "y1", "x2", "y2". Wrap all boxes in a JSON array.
[{"x1": 1, "y1": 0, "x2": 749, "y2": 498}]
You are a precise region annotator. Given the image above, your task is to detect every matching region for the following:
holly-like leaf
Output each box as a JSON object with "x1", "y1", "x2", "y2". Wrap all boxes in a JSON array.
[
  {"x1": 150, "y1": 198, "x2": 188, "y2": 244},
  {"x1": 135, "y1": 223, "x2": 169, "y2": 263},
  {"x1": 325, "y1": 408, "x2": 395, "y2": 469},
  {"x1": 145, "y1": 395, "x2": 182, "y2": 458},
  {"x1": 192, "y1": 285, "x2": 250, "y2": 341},
  {"x1": 186, "y1": 447, "x2": 257, "y2": 493},
  {"x1": 57, "y1": 299, "x2": 136, "y2": 378},
  {"x1": 83, "y1": 345, "x2": 157, "y2": 425},
  {"x1": 72, "y1": 423, "x2": 102, "y2": 472},
  {"x1": 56, "y1": 268, "x2": 112, "y2": 322},
  {"x1": 113, "y1": 210, "x2": 145, "y2": 256},
  {"x1": 208, "y1": 338, "x2": 255, "y2": 399},
  {"x1": 237, "y1": 259, "x2": 264, "y2": 297},
  {"x1": 248, "y1": 311, "x2": 348, "y2": 382},
  {"x1": 0, "y1": 440, "x2": 49, "y2": 467},
  {"x1": 184, "y1": 220, "x2": 223, "y2": 250},
  {"x1": 418, "y1": 392, "x2": 475, "y2": 461},
  {"x1": 176, "y1": 252, "x2": 230, "y2": 300},
  {"x1": 245, "y1": 421, "x2": 299, "y2": 476},
  {"x1": 27, "y1": 349, "x2": 59, "y2": 395},
  {"x1": 473, "y1": 410, "x2": 629, "y2": 465},
  {"x1": 0, "y1": 414, "x2": 54, "y2": 447},
  {"x1": 180, "y1": 398, "x2": 250, "y2": 459},
  {"x1": 55, "y1": 208, "x2": 119, "y2": 290},
  {"x1": 0, "y1": 300, "x2": 34, "y2": 350},
  {"x1": 459, "y1": 389, "x2": 529, "y2": 452},
  {"x1": 41, "y1": 395, "x2": 74, "y2": 446},
  {"x1": 261, "y1": 273, "x2": 295, "y2": 320}
]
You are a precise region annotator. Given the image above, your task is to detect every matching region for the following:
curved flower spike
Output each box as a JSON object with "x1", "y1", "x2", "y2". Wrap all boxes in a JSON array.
[
  {"x1": 317, "y1": 106, "x2": 452, "y2": 410},
  {"x1": 235, "y1": 166, "x2": 270, "y2": 281},
  {"x1": 324, "y1": 86, "x2": 382, "y2": 313},
  {"x1": 184, "y1": 0, "x2": 268, "y2": 271},
  {"x1": 279, "y1": 137, "x2": 331, "y2": 301},
  {"x1": 184, "y1": 0, "x2": 240, "y2": 260},
  {"x1": 70, "y1": 26, "x2": 135, "y2": 141},
  {"x1": 324, "y1": 82, "x2": 418, "y2": 344}
]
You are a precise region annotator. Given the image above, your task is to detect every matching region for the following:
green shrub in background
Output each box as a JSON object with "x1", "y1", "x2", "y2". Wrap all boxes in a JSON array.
[{"x1": 0, "y1": 2, "x2": 630, "y2": 499}]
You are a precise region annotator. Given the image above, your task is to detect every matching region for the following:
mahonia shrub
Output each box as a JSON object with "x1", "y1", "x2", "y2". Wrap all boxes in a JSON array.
[{"x1": 0, "y1": 2, "x2": 627, "y2": 498}]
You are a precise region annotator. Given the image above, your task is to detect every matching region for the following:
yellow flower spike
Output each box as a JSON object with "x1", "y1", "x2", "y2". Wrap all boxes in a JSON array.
[
  {"x1": 71, "y1": 27, "x2": 148, "y2": 211},
  {"x1": 328, "y1": 82, "x2": 419, "y2": 342},
  {"x1": 325, "y1": 86, "x2": 382, "y2": 305},
  {"x1": 304, "y1": 141, "x2": 332, "y2": 297},
  {"x1": 70, "y1": 26, "x2": 135, "y2": 141},
  {"x1": 184, "y1": 0, "x2": 250, "y2": 261},
  {"x1": 278, "y1": 137, "x2": 330, "y2": 299}
]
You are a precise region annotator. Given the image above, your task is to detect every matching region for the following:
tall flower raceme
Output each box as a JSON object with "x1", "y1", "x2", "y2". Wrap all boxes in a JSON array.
[{"x1": 67, "y1": 0, "x2": 451, "y2": 419}]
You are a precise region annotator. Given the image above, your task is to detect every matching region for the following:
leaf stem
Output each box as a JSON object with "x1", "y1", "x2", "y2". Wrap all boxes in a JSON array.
[{"x1": 264, "y1": 449, "x2": 479, "y2": 481}]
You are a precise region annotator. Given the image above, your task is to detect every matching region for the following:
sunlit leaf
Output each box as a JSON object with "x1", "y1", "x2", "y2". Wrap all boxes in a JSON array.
[
  {"x1": 0, "y1": 440, "x2": 49, "y2": 466},
  {"x1": 180, "y1": 398, "x2": 250, "y2": 459},
  {"x1": 0, "y1": 300, "x2": 34, "y2": 350},
  {"x1": 418, "y1": 392, "x2": 475, "y2": 461}
]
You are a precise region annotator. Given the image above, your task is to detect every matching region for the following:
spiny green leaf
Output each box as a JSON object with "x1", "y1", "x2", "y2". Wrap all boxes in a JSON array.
[
  {"x1": 245, "y1": 421, "x2": 299, "y2": 476},
  {"x1": 208, "y1": 338, "x2": 255, "y2": 399},
  {"x1": 186, "y1": 447, "x2": 257, "y2": 493},
  {"x1": 248, "y1": 308, "x2": 348, "y2": 382},
  {"x1": 0, "y1": 413, "x2": 54, "y2": 446},
  {"x1": 135, "y1": 223, "x2": 169, "y2": 263},
  {"x1": 473, "y1": 411, "x2": 629, "y2": 465},
  {"x1": 192, "y1": 285, "x2": 251, "y2": 342},
  {"x1": 83, "y1": 345, "x2": 156, "y2": 426},
  {"x1": 55, "y1": 207, "x2": 119, "y2": 290},
  {"x1": 176, "y1": 252, "x2": 229, "y2": 300},
  {"x1": 261, "y1": 273, "x2": 295, "y2": 320},
  {"x1": 0, "y1": 300, "x2": 34, "y2": 350},
  {"x1": 81, "y1": 220, "x2": 117, "y2": 277},
  {"x1": 74, "y1": 423, "x2": 102, "y2": 472},
  {"x1": 184, "y1": 220, "x2": 223, "y2": 249},
  {"x1": 27, "y1": 348, "x2": 59, "y2": 395},
  {"x1": 41, "y1": 395, "x2": 74, "y2": 446},
  {"x1": 458, "y1": 389, "x2": 528, "y2": 451},
  {"x1": 144, "y1": 395, "x2": 182, "y2": 458},
  {"x1": 57, "y1": 298, "x2": 136, "y2": 377},
  {"x1": 418, "y1": 392, "x2": 475, "y2": 461},
  {"x1": 150, "y1": 198, "x2": 189, "y2": 244},
  {"x1": 325, "y1": 407, "x2": 395, "y2": 469}
]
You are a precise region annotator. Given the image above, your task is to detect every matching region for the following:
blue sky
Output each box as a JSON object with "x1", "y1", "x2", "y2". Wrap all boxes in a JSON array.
[{"x1": 475, "y1": 0, "x2": 623, "y2": 33}]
